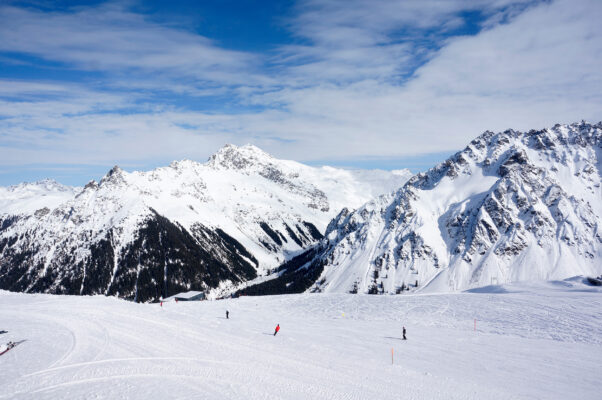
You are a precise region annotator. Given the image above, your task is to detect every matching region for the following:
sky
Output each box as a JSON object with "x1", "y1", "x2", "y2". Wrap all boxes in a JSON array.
[{"x1": 0, "y1": 0, "x2": 601, "y2": 186}]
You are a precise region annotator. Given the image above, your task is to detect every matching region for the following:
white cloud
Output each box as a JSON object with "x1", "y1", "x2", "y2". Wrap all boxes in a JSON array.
[
  {"x1": 0, "y1": 3, "x2": 266, "y2": 87},
  {"x1": 250, "y1": 0, "x2": 602, "y2": 158},
  {"x1": 0, "y1": 0, "x2": 601, "y2": 173}
]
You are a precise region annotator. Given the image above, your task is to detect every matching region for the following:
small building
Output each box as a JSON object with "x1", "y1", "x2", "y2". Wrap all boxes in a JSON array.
[{"x1": 166, "y1": 291, "x2": 206, "y2": 302}]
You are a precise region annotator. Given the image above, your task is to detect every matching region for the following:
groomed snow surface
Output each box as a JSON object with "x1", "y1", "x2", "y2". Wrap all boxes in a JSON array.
[{"x1": 1, "y1": 278, "x2": 600, "y2": 399}]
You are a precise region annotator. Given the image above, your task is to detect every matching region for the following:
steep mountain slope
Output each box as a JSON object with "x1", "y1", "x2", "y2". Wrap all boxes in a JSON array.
[
  {"x1": 248, "y1": 122, "x2": 602, "y2": 295},
  {"x1": 0, "y1": 145, "x2": 410, "y2": 301}
]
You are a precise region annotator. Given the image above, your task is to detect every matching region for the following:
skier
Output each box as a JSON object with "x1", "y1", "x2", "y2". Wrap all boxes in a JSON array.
[
  {"x1": 226, "y1": 310, "x2": 229, "y2": 319},
  {"x1": 402, "y1": 326, "x2": 407, "y2": 340},
  {"x1": 273, "y1": 324, "x2": 280, "y2": 336}
]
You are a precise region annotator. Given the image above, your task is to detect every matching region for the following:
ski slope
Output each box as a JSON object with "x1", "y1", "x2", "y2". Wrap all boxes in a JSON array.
[{"x1": 0, "y1": 278, "x2": 600, "y2": 399}]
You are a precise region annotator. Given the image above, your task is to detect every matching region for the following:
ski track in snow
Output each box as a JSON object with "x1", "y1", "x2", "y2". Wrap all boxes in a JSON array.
[{"x1": 0, "y1": 280, "x2": 601, "y2": 399}]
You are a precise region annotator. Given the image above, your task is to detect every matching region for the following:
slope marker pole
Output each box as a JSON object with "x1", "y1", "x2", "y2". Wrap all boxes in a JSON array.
[{"x1": 391, "y1": 348, "x2": 394, "y2": 365}]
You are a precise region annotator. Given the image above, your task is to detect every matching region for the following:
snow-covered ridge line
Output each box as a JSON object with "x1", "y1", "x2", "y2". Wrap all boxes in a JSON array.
[
  {"x1": 0, "y1": 179, "x2": 81, "y2": 216},
  {"x1": 0, "y1": 145, "x2": 411, "y2": 302},
  {"x1": 244, "y1": 121, "x2": 602, "y2": 296}
]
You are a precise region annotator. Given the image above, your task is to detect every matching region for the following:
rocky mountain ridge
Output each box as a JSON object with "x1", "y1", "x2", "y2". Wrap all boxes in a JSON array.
[
  {"x1": 242, "y1": 122, "x2": 602, "y2": 295},
  {"x1": 0, "y1": 145, "x2": 411, "y2": 301}
]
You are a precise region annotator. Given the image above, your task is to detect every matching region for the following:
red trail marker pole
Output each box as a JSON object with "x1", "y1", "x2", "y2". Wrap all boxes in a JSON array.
[{"x1": 391, "y1": 348, "x2": 394, "y2": 365}]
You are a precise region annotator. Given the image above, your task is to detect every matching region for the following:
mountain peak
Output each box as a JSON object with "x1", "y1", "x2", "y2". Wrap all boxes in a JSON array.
[
  {"x1": 250, "y1": 121, "x2": 602, "y2": 296},
  {"x1": 99, "y1": 165, "x2": 126, "y2": 186},
  {"x1": 168, "y1": 159, "x2": 202, "y2": 171},
  {"x1": 108, "y1": 165, "x2": 122, "y2": 175},
  {"x1": 207, "y1": 144, "x2": 275, "y2": 170}
]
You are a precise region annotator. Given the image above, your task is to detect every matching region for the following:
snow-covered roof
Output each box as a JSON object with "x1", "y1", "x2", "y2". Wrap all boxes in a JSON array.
[{"x1": 165, "y1": 291, "x2": 205, "y2": 301}]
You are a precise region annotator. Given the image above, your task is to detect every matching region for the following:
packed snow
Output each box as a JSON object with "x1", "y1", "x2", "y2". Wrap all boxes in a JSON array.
[{"x1": 1, "y1": 277, "x2": 600, "y2": 399}]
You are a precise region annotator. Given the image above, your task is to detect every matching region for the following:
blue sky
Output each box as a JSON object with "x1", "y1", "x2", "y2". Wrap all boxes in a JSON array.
[{"x1": 1, "y1": 0, "x2": 601, "y2": 186}]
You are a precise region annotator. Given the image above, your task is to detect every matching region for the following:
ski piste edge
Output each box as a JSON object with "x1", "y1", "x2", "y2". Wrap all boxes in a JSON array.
[{"x1": 0, "y1": 340, "x2": 26, "y2": 356}]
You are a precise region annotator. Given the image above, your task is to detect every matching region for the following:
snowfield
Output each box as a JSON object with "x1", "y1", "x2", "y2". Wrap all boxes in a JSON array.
[{"x1": 0, "y1": 278, "x2": 600, "y2": 399}]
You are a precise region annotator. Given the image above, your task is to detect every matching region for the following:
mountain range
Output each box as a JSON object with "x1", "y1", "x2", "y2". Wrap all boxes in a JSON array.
[
  {"x1": 241, "y1": 122, "x2": 602, "y2": 295},
  {"x1": 0, "y1": 144, "x2": 410, "y2": 301},
  {"x1": 2, "y1": 122, "x2": 600, "y2": 301}
]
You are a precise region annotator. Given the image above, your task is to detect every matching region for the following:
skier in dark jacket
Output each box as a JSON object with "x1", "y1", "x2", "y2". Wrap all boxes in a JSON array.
[
  {"x1": 226, "y1": 310, "x2": 229, "y2": 319},
  {"x1": 402, "y1": 326, "x2": 407, "y2": 340},
  {"x1": 274, "y1": 324, "x2": 280, "y2": 336}
]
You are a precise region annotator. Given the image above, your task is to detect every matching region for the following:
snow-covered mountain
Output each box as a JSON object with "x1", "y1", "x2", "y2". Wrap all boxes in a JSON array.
[
  {"x1": 0, "y1": 179, "x2": 80, "y2": 215},
  {"x1": 244, "y1": 122, "x2": 602, "y2": 295},
  {"x1": 0, "y1": 145, "x2": 411, "y2": 302}
]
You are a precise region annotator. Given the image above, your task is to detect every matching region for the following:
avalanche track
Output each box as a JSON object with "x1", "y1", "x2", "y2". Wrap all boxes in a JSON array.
[{"x1": 0, "y1": 278, "x2": 600, "y2": 399}]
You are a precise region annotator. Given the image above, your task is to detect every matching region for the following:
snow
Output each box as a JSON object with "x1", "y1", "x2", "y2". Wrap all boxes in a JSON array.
[
  {"x1": 125, "y1": 151, "x2": 410, "y2": 272},
  {"x1": 0, "y1": 179, "x2": 80, "y2": 216},
  {"x1": 0, "y1": 343, "x2": 9, "y2": 354},
  {"x1": 164, "y1": 291, "x2": 204, "y2": 301},
  {"x1": 309, "y1": 122, "x2": 602, "y2": 294},
  {"x1": 0, "y1": 145, "x2": 412, "y2": 283},
  {"x1": 1, "y1": 278, "x2": 600, "y2": 399}
]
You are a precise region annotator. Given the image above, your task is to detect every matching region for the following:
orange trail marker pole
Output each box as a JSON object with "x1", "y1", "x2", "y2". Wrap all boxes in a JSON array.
[{"x1": 391, "y1": 348, "x2": 394, "y2": 365}]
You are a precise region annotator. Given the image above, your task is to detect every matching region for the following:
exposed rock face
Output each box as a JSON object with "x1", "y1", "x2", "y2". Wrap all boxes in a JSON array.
[
  {"x1": 0, "y1": 145, "x2": 410, "y2": 301},
  {"x1": 248, "y1": 122, "x2": 602, "y2": 295},
  {"x1": 0, "y1": 211, "x2": 257, "y2": 303}
]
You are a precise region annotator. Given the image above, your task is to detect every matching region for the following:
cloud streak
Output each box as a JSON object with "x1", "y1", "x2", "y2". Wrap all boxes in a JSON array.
[
  {"x1": 0, "y1": 3, "x2": 265, "y2": 87},
  {"x1": 0, "y1": 0, "x2": 601, "y2": 183}
]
